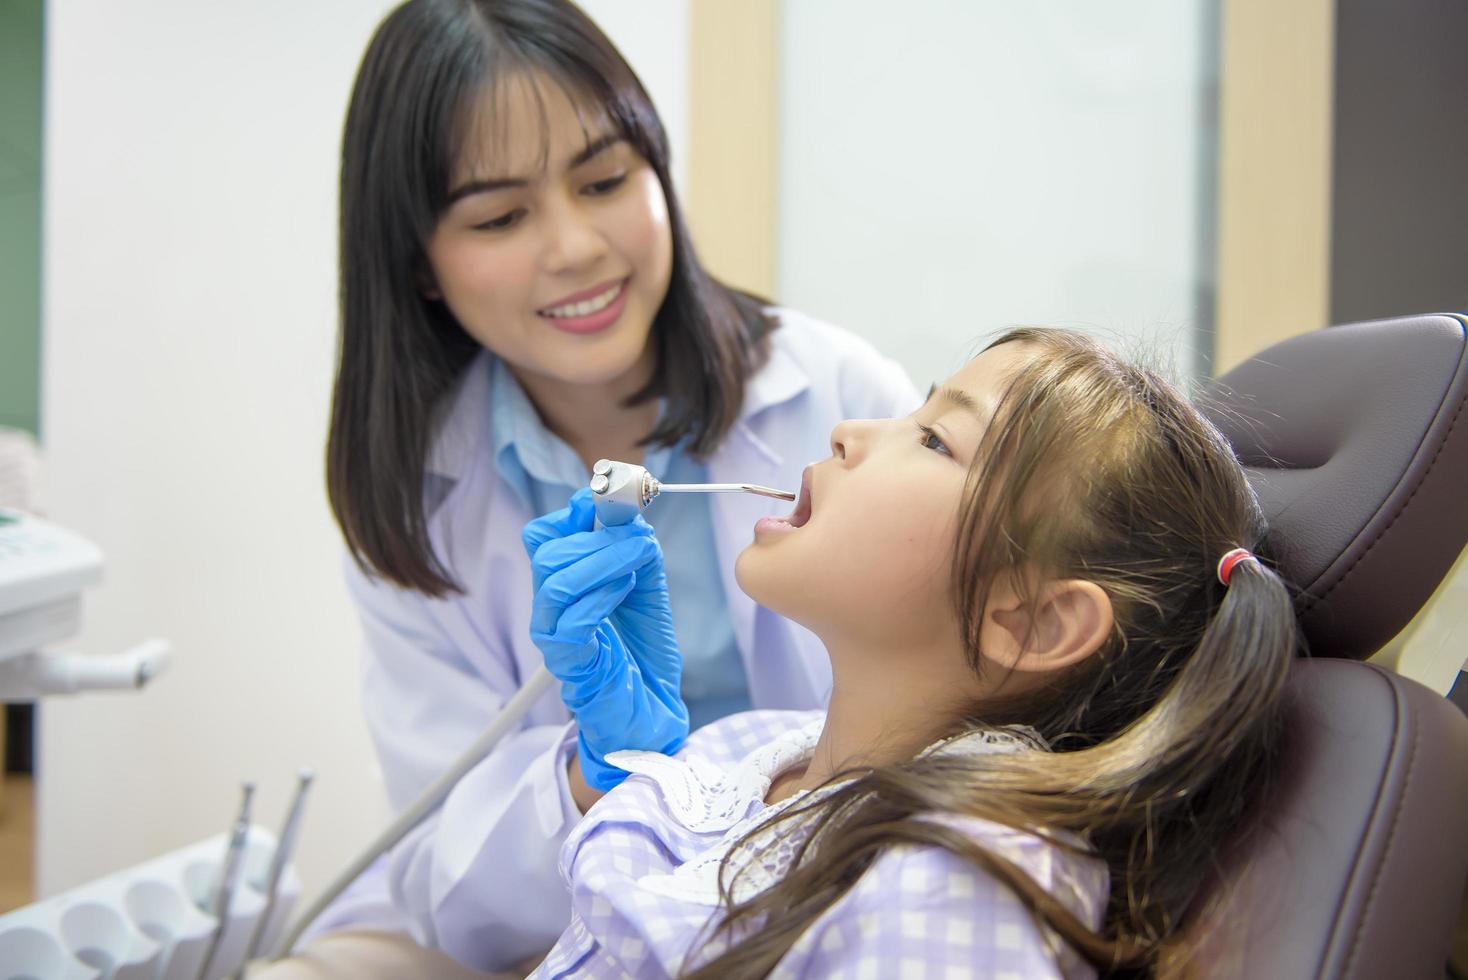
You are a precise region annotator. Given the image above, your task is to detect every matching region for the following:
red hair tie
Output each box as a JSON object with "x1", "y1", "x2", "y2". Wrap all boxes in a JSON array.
[{"x1": 1217, "y1": 548, "x2": 1258, "y2": 587}]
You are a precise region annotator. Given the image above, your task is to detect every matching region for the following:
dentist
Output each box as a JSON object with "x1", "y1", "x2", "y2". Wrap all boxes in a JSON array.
[{"x1": 277, "y1": 1, "x2": 919, "y2": 976}]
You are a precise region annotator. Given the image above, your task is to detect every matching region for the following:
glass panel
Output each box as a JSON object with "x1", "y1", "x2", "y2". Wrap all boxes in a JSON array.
[{"x1": 777, "y1": 1, "x2": 1220, "y2": 386}]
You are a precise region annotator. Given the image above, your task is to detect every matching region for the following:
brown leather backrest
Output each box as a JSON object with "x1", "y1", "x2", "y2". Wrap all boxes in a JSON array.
[
  {"x1": 1203, "y1": 313, "x2": 1468, "y2": 658},
  {"x1": 1178, "y1": 660, "x2": 1468, "y2": 979}
]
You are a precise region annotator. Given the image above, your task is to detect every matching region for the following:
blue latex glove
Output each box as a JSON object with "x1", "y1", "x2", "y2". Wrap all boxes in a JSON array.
[{"x1": 522, "y1": 488, "x2": 689, "y2": 791}]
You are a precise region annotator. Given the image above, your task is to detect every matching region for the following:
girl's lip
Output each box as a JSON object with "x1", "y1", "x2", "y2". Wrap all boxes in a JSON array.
[
  {"x1": 537, "y1": 278, "x2": 630, "y2": 335},
  {"x1": 754, "y1": 515, "x2": 799, "y2": 538}
]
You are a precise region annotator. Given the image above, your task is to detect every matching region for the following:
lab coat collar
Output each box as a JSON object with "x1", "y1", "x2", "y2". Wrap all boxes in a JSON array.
[
  {"x1": 426, "y1": 351, "x2": 493, "y2": 484},
  {"x1": 740, "y1": 335, "x2": 811, "y2": 426},
  {"x1": 426, "y1": 330, "x2": 812, "y2": 482}
]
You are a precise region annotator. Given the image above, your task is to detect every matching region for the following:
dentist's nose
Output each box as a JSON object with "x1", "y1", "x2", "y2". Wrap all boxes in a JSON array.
[
  {"x1": 544, "y1": 198, "x2": 608, "y2": 273},
  {"x1": 829, "y1": 418, "x2": 880, "y2": 464}
]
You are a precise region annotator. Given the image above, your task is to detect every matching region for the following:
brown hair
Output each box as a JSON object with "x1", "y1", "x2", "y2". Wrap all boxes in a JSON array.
[
  {"x1": 683, "y1": 328, "x2": 1297, "y2": 978},
  {"x1": 327, "y1": 0, "x2": 775, "y2": 595}
]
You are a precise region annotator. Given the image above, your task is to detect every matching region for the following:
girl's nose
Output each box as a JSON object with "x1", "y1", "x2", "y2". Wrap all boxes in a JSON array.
[{"x1": 829, "y1": 418, "x2": 880, "y2": 464}]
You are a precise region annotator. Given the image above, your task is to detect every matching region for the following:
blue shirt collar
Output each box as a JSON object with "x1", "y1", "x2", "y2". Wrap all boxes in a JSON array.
[
  {"x1": 490, "y1": 358, "x2": 584, "y2": 511},
  {"x1": 489, "y1": 356, "x2": 678, "y2": 512}
]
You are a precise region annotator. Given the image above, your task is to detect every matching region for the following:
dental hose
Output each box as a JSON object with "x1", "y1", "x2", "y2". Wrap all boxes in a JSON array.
[
  {"x1": 273, "y1": 461, "x2": 792, "y2": 960},
  {"x1": 273, "y1": 666, "x2": 557, "y2": 958}
]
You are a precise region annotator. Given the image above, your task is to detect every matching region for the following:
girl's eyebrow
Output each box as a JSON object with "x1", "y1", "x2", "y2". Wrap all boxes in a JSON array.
[
  {"x1": 446, "y1": 134, "x2": 625, "y2": 205},
  {"x1": 924, "y1": 382, "x2": 983, "y2": 419}
]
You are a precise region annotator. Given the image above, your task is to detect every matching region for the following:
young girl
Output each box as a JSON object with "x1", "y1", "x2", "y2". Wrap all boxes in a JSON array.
[
  {"x1": 289, "y1": 0, "x2": 916, "y2": 974},
  {"x1": 521, "y1": 328, "x2": 1297, "y2": 978}
]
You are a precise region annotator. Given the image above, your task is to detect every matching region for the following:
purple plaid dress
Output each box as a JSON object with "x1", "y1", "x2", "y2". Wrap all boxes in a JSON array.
[{"x1": 529, "y1": 710, "x2": 1107, "y2": 979}]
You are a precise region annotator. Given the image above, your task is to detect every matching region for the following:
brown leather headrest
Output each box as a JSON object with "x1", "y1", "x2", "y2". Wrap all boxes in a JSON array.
[{"x1": 1202, "y1": 313, "x2": 1468, "y2": 659}]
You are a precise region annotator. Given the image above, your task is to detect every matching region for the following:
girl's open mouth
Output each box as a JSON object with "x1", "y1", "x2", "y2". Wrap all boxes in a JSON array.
[
  {"x1": 754, "y1": 466, "x2": 814, "y2": 536},
  {"x1": 788, "y1": 467, "x2": 813, "y2": 527}
]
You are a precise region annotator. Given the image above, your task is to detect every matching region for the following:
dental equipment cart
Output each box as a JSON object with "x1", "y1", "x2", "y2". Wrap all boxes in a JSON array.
[{"x1": 0, "y1": 509, "x2": 302, "y2": 980}]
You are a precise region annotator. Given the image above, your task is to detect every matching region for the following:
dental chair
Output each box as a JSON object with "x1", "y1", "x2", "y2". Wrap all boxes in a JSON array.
[{"x1": 1177, "y1": 312, "x2": 1468, "y2": 978}]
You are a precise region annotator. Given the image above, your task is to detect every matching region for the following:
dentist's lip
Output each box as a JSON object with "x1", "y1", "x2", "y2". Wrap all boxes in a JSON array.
[
  {"x1": 537, "y1": 277, "x2": 627, "y2": 313},
  {"x1": 536, "y1": 278, "x2": 630, "y2": 335}
]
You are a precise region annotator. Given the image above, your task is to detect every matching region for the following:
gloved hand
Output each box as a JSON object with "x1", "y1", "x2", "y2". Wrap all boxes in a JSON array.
[{"x1": 522, "y1": 488, "x2": 689, "y2": 791}]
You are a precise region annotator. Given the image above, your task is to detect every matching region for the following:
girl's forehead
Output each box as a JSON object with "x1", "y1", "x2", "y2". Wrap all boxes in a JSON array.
[
  {"x1": 454, "y1": 70, "x2": 616, "y2": 182},
  {"x1": 947, "y1": 343, "x2": 1034, "y2": 400}
]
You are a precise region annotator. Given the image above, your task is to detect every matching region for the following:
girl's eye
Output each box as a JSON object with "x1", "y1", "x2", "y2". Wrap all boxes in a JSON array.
[
  {"x1": 916, "y1": 423, "x2": 952, "y2": 457},
  {"x1": 473, "y1": 208, "x2": 525, "y2": 232},
  {"x1": 584, "y1": 174, "x2": 627, "y2": 196}
]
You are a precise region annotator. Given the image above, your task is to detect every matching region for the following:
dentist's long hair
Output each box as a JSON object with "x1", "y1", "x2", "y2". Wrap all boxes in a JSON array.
[{"x1": 684, "y1": 329, "x2": 1298, "y2": 979}]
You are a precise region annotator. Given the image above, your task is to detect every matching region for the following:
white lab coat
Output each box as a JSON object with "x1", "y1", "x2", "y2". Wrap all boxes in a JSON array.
[{"x1": 321, "y1": 310, "x2": 920, "y2": 971}]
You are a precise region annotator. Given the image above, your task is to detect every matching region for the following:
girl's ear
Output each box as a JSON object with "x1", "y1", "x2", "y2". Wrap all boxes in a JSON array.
[{"x1": 982, "y1": 578, "x2": 1113, "y2": 675}]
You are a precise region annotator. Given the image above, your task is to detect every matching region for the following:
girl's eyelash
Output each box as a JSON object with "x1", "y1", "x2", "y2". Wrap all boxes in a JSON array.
[{"x1": 915, "y1": 422, "x2": 952, "y2": 457}]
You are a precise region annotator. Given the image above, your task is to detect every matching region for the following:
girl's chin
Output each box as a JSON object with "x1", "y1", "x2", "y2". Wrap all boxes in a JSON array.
[
  {"x1": 734, "y1": 553, "x2": 813, "y2": 625},
  {"x1": 733, "y1": 549, "x2": 759, "y2": 597},
  {"x1": 734, "y1": 550, "x2": 781, "y2": 606}
]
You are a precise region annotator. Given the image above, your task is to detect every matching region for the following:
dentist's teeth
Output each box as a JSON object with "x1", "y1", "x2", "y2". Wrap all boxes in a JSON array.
[{"x1": 540, "y1": 282, "x2": 621, "y2": 318}]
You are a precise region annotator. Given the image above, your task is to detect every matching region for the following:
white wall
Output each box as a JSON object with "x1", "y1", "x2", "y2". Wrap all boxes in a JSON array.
[
  {"x1": 38, "y1": 0, "x2": 690, "y2": 902},
  {"x1": 777, "y1": 1, "x2": 1216, "y2": 391},
  {"x1": 581, "y1": 0, "x2": 690, "y2": 195}
]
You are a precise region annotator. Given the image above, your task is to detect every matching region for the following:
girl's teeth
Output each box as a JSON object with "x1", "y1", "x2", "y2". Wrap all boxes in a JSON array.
[{"x1": 541, "y1": 282, "x2": 621, "y2": 318}]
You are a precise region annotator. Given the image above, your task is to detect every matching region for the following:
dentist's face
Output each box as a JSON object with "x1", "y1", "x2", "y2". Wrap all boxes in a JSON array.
[
  {"x1": 424, "y1": 71, "x2": 673, "y2": 390},
  {"x1": 736, "y1": 344, "x2": 1033, "y2": 651}
]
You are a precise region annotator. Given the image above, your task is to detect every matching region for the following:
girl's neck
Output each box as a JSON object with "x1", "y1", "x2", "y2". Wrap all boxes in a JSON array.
[
  {"x1": 509, "y1": 344, "x2": 661, "y2": 471},
  {"x1": 766, "y1": 634, "x2": 975, "y2": 805}
]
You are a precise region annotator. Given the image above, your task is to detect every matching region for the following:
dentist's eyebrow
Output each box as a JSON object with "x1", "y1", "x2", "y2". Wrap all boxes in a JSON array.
[
  {"x1": 446, "y1": 134, "x2": 623, "y2": 205},
  {"x1": 924, "y1": 382, "x2": 984, "y2": 419},
  {"x1": 567, "y1": 133, "x2": 622, "y2": 169}
]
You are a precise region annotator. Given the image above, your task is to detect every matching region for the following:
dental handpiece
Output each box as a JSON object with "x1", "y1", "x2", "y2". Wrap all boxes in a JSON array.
[
  {"x1": 196, "y1": 781, "x2": 254, "y2": 980},
  {"x1": 589, "y1": 458, "x2": 795, "y2": 525}
]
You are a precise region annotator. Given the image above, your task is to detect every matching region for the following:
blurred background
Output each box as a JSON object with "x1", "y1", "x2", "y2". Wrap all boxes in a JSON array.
[{"x1": 0, "y1": 0, "x2": 1464, "y2": 941}]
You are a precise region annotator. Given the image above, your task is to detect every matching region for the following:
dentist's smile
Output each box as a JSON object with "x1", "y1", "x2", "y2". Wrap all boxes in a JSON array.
[{"x1": 536, "y1": 277, "x2": 630, "y2": 335}]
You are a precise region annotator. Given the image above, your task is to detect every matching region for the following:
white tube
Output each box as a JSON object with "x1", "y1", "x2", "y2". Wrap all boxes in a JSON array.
[{"x1": 272, "y1": 666, "x2": 558, "y2": 959}]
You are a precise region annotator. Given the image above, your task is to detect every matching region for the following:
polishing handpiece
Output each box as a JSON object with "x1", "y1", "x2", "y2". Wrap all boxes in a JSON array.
[{"x1": 589, "y1": 458, "x2": 795, "y2": 526}]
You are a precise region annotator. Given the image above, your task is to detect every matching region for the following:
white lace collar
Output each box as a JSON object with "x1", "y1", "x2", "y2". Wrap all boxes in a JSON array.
[
  {"x1": 604, "y1": 718, "x2": 824, "y2": 834},
  {"x1": 607, "y1": 721, "x2": 1043, "y2": 907}
]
